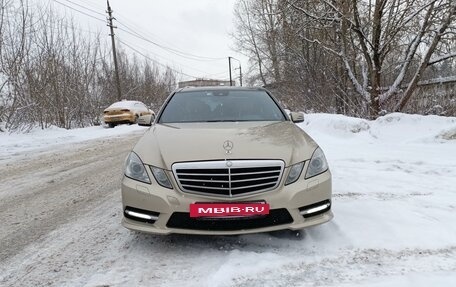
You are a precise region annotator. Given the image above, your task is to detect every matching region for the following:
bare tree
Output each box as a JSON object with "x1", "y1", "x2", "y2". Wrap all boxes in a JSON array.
[
  {"x1": 233, "y1": 0, "x2": 284, "y2": 85},
  {"x1": 234, "y1": 0, "x2": 456, "y2": 118},
  {"x1": 233, "y1": 0, "x2": 363, "y2": 114},
  {"x1": 0, "y1": 0, "x2": 32, "y2": 130},
  {"x1": 288, "y1": 0, "x2": 456, "y2": 117},
  {"x1": 0, "y1": 1, "x2": 178, "y2": 132}
]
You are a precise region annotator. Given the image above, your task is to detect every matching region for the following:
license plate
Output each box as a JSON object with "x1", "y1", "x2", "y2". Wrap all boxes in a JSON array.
[{"x1": 189, "y1": 202, "x2": 270, "y2": 218}]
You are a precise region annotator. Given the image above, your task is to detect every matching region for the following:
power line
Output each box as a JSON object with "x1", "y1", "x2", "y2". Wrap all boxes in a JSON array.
[
  {"x1": 115, "y1": 18, "x2": 169, "y2": 46},
  {"x1": 77, "y1": 0, "x2": 106, "y2": 11},
  {"x1": 116, "y1": 21, "x2": 226, "y2": 62},
  {"x1": 41, "y1": 22, "x2": 102, "y2": 36},
  {"x1": 51, "y1": 0, "x2": 106, "y2": 23},
  {"x1": 36, "y1": 1, "x2": 102, "y2": 36},
  {"x1": 120, "y1": 40, "x2": 198, "y2": 79},
  {"x1": 52, "y1": 0, "x2": 225, "y2": 63},
  {"x1": 118, "y1": 28, "x2": 222, "y2": 62},
  {"x1": 108, "y1": 10, "x2": 226, "y2": 62},
  {"x1": 60, "y1": 0, "x2": 106, "y2": 17},
  {"x1": 49, "y1": 1, "x2": 228, "y2": 80},
  {"x1": 114, "y1": 33, "x2": 222, "y2": 76},
  {"x1": 118, "y1": 38, "x2": 228, "y2": 79},
  {"x1": 118, "y1": 39, "x2": 200, "y2": 79},
  {"x1": 117, "y1": 25, "x2": 225, "y2": 61}
]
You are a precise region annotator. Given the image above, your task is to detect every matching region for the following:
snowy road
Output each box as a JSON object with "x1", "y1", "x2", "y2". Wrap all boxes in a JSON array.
[
  {"x1": 0, "y1": 134, "x2": 140, "y2": 262},
  {"x1": 1, "y1": 114, "x2": 456, "y2": 286}
]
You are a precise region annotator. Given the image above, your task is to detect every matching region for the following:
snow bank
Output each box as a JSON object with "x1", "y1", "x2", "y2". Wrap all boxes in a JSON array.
[
  {"x1": 371, "y1": 113, "x2": 456, "y2": 143},
  {"x1": 437, "y1": 126, "x2": 456, "y2": 140},
  {"x1": 299, "y1": 113, "x2": 371, "y2": 138},
  {"x1": 300, "y1": 112, "x2": 456, "y2": 144},
  {"x1": 0, "y1": 124, "x2": 147, "y2": 161}
]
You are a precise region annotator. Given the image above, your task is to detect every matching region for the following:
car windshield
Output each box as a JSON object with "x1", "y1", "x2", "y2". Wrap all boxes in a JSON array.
[{"x1": 159, "y1": 90, "x2": 286, "y2": 123}]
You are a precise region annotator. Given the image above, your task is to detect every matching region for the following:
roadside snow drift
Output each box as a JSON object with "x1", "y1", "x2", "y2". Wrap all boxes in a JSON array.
[
  {"x1": 0, "y1": 124, "x2": 146, "y2": 162},
  {"x1": 0, "y1": 113, "x2": 455, "y2": 287}
]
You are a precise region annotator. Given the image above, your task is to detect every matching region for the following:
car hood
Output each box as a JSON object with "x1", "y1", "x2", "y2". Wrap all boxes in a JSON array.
[{"x1": 133, "y1": 121, "x2": 318, "y2": 170}]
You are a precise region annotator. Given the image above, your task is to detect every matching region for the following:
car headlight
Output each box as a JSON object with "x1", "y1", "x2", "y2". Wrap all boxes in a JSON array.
[
  {"x1": 151, "y1": 166, "x2": 173, "y2": 189},
  {"x1": 305, "y1": 147, "x2": 329, "y2": 179},
  {"x1": 124, "y1": 152, "x2": 151, "y2": 184},
  {"x1": 285, "y1": 161, "x2": 304, "y2": 185}
]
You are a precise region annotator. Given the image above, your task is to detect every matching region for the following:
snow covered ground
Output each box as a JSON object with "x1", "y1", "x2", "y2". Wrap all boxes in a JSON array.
[
  {"x1": 1, "y1": 113, "x2": 455, "y2": 286},
  {"x1": 0, "y1": 124, "x2": 145, "y2": 162}
]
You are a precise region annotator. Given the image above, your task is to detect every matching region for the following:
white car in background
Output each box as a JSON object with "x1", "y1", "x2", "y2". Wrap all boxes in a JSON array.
[
  {"x1": 103, "y1": 100, "x2": 154, "y2": 128},
  {"x1": 137, "y1": 113, "x2": 155, "y2": 126}
]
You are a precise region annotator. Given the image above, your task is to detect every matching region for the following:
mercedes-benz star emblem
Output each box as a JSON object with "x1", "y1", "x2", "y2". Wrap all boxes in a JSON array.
[{"x1": 223, "y1": 140, "x2": 234, "y2": 154}]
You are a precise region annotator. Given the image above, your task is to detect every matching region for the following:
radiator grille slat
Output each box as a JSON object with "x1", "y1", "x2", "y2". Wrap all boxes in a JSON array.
[
  {"x1": 173, "y1": 160, "x2": 284, "y2": 197},
  {"x1": 230, "y1": 175, "x2": 279, "y2": 184}
]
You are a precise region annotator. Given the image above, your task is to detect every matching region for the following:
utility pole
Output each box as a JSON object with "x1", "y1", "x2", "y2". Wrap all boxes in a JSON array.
[
  {"x1": 106, "y1": 0, "x2": 122, "y2": 100},
  {"x1": 238, "y1": 64, "x2": 243, "y2": 87},
  {"x1": 228, "y1": 56, "x2": 233, "y2": 86},
  {"x1": 229, "y1": 56, "x2": 243, "y2": 87}
]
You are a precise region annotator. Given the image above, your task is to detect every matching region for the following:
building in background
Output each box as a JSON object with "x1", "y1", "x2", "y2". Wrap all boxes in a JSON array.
[{"x1": 178, "y1": 79, "x2": 233, "y2": 88}]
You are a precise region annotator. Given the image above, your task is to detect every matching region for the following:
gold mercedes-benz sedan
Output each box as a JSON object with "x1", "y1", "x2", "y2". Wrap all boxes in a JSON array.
[{"x1": 121, "y1": 87, "x2": 332, "y2": 235}]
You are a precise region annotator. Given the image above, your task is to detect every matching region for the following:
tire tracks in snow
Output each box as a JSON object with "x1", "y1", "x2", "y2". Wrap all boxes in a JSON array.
[
  {"x1": 229, "y1": 246, "x2": 456, "y2": 287},
  {"x1": 0, "y1": 134, "x2": 140, "y2": 262}
]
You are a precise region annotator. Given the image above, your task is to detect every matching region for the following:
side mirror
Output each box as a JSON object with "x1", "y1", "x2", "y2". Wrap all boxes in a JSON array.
[{"x1": 290, "y1": 112, "x2": 304, "y2": 123}]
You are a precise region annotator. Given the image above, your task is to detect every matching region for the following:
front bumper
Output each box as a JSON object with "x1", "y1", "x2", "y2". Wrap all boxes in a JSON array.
[{"x1": 121, "y1": 167, "x2": 332, "y2": 235}]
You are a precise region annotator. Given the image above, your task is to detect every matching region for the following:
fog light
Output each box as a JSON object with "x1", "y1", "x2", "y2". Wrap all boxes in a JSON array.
[
  {"x1": 124, "y1": 207, "x2": 159, "y2": 223},
  {"x1": 299, "y1": 200, "x2": 331, "y2": 218}
]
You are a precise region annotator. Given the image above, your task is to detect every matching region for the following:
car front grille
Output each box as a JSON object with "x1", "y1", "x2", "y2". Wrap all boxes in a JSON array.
[{"x1": 172, "y1": 160, "x2": 284, "y2": 197}]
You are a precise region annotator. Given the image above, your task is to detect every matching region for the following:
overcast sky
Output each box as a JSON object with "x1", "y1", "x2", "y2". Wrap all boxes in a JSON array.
[{"x1": 45, "y1": 0, "x2": 246, "y2": 83}]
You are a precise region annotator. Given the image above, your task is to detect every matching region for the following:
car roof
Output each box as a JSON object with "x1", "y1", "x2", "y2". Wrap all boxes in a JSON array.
[
  {"x1": 112, "y1": 100, "x2": 143, "y2": 104},
  {"x1": 176, "y1": 86, "x2": 266, "y2": 93},
  {"x1": 107, "y1": 100, "x2": 146, "y2": 109}
]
